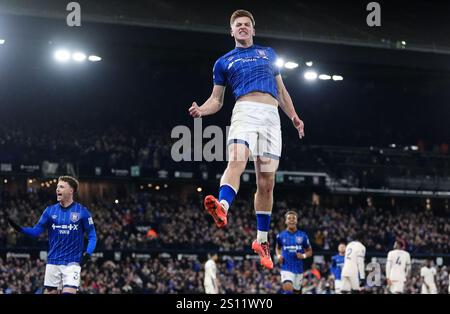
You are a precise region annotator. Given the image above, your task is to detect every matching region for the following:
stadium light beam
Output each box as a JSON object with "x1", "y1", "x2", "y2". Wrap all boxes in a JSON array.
[
  {"x1": 72, "y1": 52, "x2": 87, "y2": 62},
  {"x1": 275, "y1": 58, "x2": 285, "y2": 68},
  {"x1": 332, "y1": 75, "x2": 344, "y2": 81},
  {"x1": 88, "y1": 55, "x2": 102, "y2": 62},
  {"x1": 304, "y1": 71, "x2": 318, "y2": 81},
  {"x1": 305, "y1": 61, "x2": 313, "y2": 67},
  {"x1": 54, "y1": 49, "x2": 71, "y2": 62},
  {"x1": 0, "y1": 39, "x2": 5, "y2": 45},
  {"x1": 284, "y1": 62, "x2": 299, "y2": 69},
  {"x1": 319, "y1": 74, "x2": 331, "y2": 80}
]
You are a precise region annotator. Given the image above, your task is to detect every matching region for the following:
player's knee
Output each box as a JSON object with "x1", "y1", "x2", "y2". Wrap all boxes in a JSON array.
[
  {"x1": 257, "y1": 175, "x2": 275, "y2": 194},
  {"x1": 227, "y1": 160, "x2": 247, "y2": 174}
]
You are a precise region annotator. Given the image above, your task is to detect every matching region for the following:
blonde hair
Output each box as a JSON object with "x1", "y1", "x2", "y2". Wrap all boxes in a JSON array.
[
  {"x1": 58, "y1": 175, "x2": 79, "y2": 193},
  {"x1": 230, "y1": 9, "x2": 255, "y2": 27}
]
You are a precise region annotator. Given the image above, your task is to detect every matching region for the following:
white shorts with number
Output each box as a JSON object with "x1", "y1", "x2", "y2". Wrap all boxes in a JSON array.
[
  {"x1": 389, "y1": 281, "x2": 405, "y2": 294},
  {"x1": 334, "y1": 279, "x2": 343, "y2": 294},
  {"x1": 44, "y1": 264, "x2": 81, "y2": 289},
  {"x1": 421, "y1": 284, "x2": 438, "y2": 294},
  {"x1": 227, "y1": 101, "x2": 282, "y2": 161},
  {"x1": 281, "y1": 271, "x2": 303, "y2": 291},
  {"x1": 341, "y1": 275, "x2": 360, "y2": 292}
]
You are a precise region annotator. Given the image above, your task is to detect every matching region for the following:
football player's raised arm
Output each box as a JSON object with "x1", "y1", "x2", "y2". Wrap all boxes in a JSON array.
[
  {"x1": 189, "y1": 85, "x2": 225, "y2": 118},
  {"x1": 22, "y1": 209, "x2": 49, "y2": 238}
]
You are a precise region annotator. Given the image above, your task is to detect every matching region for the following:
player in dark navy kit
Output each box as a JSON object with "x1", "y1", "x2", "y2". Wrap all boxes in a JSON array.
[
  {"x1": 275, "y1": 211, "x2": 312, "y2": 294},
  {"x1": 7, "y1": 176, "x2": 97, "y2": 294},
  {"x1": 330, "y1": 243, "x2": 346, "y2": 294},
  {"x1": 189, "y1": 9, "x2": 305, "y2": 270}
]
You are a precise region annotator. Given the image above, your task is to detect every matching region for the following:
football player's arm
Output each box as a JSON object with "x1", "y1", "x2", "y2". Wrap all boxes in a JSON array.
[
  {"x1": 386, "y1": 253, "x2": 392, "y2": 280},
  {"x1": 20, "y1": 210, "x2": 49, "y2": 238},
  {"x1": 330, "y1": 257, "x2": 337, "y2": 278},
  {"x1": 405, "y1": 256, "x2": 411, "y2": 278},
  {"x1": 357, "y1": 248, "x2": 366, "y2": 280},
  {"x1": 189, "y1": 85, "x2": 225, "y2": 118},
  {"x1": 275, "y1": 74, "x2": 305, "y2": 139},
  {"x1": 275, "y1": 235, "x2": 283, "y2": 264},
  {"x1": 297, "y1": 236, "x2": 313, "y2": 259},
  {"x1": 83, "y1": 212, "x2": 97, "y2": 255}
]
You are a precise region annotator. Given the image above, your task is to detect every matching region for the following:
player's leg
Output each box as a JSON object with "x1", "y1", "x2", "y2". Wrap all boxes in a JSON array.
[
  {"x1": 334, "y1": 279, "x2": 342, "y2": 294},
  {"x1": 61, "y1": 264, "x2": 81, "y2": 294},
  {"x1": 351, "y1": 275, "x2": 362, "y2": 294},
  {"x1": 293, "y1": 273, "x2": 304, "y2": 294},
  {"x1": 204, "y1": 142, "x2": 250, "y2": 228},
  {"x1": 340, "y1": 276, "x2": 351, "y2": 294},
  {"x1": 251, "y1": 156, "x2": 278, "y2": 270},
  {"x1": 280, "y1": 271, "x2": 295, "y2": 294},
  {"x1": 43, "y1": 264, "x2": 61, "y2": 294}
]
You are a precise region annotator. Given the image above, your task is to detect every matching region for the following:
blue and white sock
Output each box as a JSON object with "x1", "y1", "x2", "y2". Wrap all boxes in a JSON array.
[
  {"x1": 256, "y1": 211, "x2": 271, "y2": 243},
  {"x1": 218, "y1": 184, "x2": 237, "y2": 213}
]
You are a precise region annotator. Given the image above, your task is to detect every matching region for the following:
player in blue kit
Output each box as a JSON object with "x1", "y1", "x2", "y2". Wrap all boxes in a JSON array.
[
  {"x1": 189, "y1": 9, "x2": 305, "y2": 270},
  {"x1": 275, "y1": 211, "x2": 312, "y2": 294},
  {"x1": 330, "y1": 243, "x2": 346, "y2": 294},
  {"x1": 7, "y1": 176, "x2": 97, "y2": 294}
]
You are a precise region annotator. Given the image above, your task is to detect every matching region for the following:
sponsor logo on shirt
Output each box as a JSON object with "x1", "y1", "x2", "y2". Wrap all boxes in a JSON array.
[{"x1": 52, "y1": 223, "x2": 78, "y2": 234}]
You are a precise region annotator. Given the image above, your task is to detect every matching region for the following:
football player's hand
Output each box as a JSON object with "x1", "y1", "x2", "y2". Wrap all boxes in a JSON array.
[
  {"x1": 7, "y1": 216, "x2": 22, "y2": 232},
  {"x1": 189, "y1": 102, "x2": 203, "y2": 118},
  {"x1": 292, "y1": 116, "x2": 305, "y2": 139},
  {"x1": 80, "y1": 252, "x2": 91, "y2": 267},
  {"x1": 277, "y1": 255, "x2": 284, "y2": 265},
  {"x1": 359, "y1": 278, "x2": 366, "y2": 289},
  {"x1": 296, "y1": 252, "x2": 307, "y2": 259}
]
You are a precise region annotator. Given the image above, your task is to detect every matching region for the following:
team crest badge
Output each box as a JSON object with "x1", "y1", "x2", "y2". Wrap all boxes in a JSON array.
[
  {"x1": 70, "y1": 212, "x2": 80, "y2": 223},
  {"x1": 51, "y1": 215, "x2": 57, "y2": 220},
  {"x1": 296, "y1": 236, "x2": 303, "y2": 244},
  {"x1": 257, "y1": 49, "x2": 267, "y2": 57}
]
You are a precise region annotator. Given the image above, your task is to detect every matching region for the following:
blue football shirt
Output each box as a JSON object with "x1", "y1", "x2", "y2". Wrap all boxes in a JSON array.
[{"x1": 213, "y1": 44, "x2": 280, "y2": 100}]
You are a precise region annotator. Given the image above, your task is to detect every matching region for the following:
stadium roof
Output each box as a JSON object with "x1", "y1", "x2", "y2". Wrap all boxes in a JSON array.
[{"x1": 1, "y1": 0, "x2": 450, "y2": 54}]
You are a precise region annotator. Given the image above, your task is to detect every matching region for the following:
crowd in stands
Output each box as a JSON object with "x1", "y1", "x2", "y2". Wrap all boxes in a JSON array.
[
  {"x1": 1, "y1": 185, "x2": 449, "y2": 294},
  {"x1": 1, "y1": 255, "x2": 448, "y2": 294},
  {"x1": 1, "y1": 189, "x2": 449, "y2": 255}
]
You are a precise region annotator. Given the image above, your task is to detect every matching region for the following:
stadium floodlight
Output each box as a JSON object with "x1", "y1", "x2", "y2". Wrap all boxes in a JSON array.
[
  {"x1": 390, "y1": 144, "x2": 396, "y2": 148},
  {"x1": 332, "y1": 75, "x2": 344, "y2": 81},
  {"x1": 305, "y1": 61, "x2": 313, "y2": 67},
  {"x1": 284, "y1": 62, "x2": 299, "y2": 69},
  {"x1": 318, "y1": 74, "x2": 331, "y2": 80},
  {"x1": 275, "y1": 58, "x2": 285, "y2": 68},
  {"x1": 304, "y1": 70, "x2": 318, "y2": 81},
  {"x1": 0, "y1": 39, "x2": 5, "y2": 45},
  {"x1": 72, "y1": 52, "x2": 87, "y2": 62},
  {"x1": 114, "y1": 199, "x2": 119, "y2": 204},
  {"x1": 411, "y1": 145, "x2": 418, "y2": 151},
  {"x1": 401, "y1": 41, "x2": 406, "y2": 46},
  {"x1": 54, "y1": 49, "x2": 71, "y2": 62},
  {"x1": 197, "y1": 187, "x2": 203, "y2": 192},
  {"x1": 88, "y1": 55, "x2": 102, "y2": 62}
]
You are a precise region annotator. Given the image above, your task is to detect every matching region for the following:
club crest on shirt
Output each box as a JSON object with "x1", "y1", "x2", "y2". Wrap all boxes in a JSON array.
[
  {"x1": 257, "y1": 49, "x2": 267, "y2": 57},
  {"x1": 51, "y1": 215, "x2": 57, "y2": 220},
  {"x1": 70, "y1": 212, "x2": 80, "y2": 223},
  {"x1": 296, "y1": 236, "x2": 303, "y2": 244}
]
